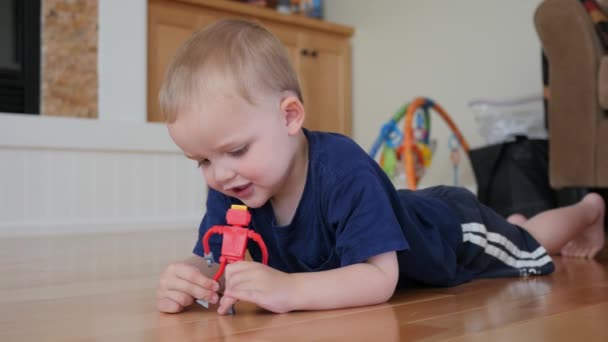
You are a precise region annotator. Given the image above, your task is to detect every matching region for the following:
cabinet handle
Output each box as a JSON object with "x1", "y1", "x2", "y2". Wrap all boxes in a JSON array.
[
  {"x1": 311, "y1": 50, "x2": 318, "y2": 57},
  {"x1": 301, "y1": 49, "x2": 309, "y2": 56}
]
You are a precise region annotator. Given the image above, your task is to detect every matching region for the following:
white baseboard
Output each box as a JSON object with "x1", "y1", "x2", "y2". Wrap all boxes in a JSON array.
[{"x1": 0, "y1": 113, "x2": 206, "y2": 236}]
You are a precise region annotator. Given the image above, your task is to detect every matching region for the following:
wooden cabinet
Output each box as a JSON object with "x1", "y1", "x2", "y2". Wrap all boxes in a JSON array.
[
  {"x1": 148, "y1": 0, "x2": 353, "y2": 136},
  {"x1": 297, "y1": 30, "x2": 352, "y2": 136}
]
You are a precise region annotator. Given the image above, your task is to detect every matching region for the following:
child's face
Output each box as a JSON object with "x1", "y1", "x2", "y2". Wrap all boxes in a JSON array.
[{"x1": 168, "y1": 89, "x2": 298, "y2": 208}]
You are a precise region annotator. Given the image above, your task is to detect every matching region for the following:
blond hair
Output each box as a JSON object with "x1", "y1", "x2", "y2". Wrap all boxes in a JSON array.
[{"x1": 159, "y1": 19, "x2": 302, "y2": 123}]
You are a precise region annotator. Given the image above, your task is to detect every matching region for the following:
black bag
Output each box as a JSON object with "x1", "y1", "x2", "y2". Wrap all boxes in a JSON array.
[{"x1": 470, "y1": 136, "x2": 557, "y2": 218}]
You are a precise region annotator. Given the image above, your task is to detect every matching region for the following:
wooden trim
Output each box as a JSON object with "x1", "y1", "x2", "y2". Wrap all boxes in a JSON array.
[{"x1": 344, "y1": 43, "x2": 352, "y2": 136}]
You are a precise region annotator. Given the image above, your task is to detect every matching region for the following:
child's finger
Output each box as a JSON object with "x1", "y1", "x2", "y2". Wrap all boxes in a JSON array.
[
  {"x1": 164, "y1": 289, "x2": 195, "y2": 307},
  {"x1": 225, "y1": 260, "x2": 256, "y2": 275},
  {"x1": 156, "y1": 297, "x2": 183, "y2": 313},
  {"x1": 167, "y1": 277, "x2": 217, "y2": 301},
  {"x1": 223, "y1": 287, "x2": 256, "y2": 305},
  {"x1": 217, "y1": 295, "x2": 238, "y2": 315},
  {"x1": 224, "y1": 263, "x2": 256, "y2": 289},
  {"x1": 172, "y1": 263, "x2": 220, "y2": 291}
]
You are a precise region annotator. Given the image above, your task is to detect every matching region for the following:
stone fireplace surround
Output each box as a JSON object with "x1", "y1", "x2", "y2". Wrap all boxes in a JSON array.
[{"x1": 41, "y1": 0, "x2": 98, "y2": 118}]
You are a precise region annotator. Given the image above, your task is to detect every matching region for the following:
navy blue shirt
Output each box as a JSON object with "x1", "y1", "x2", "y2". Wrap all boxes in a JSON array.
[{"x1": 192, "y1": 129, "x2": 468, "y2": 281}]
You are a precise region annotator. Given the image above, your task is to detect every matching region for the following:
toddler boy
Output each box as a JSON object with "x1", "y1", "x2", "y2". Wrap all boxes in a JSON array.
[{"x1": 157, "y1": 19, "x2": 606, "y2": 315}]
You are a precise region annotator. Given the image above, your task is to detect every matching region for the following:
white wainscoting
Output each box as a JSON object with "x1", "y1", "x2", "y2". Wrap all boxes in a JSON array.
[{"x1": 0, "y1": 113, "x2": 205, "y2": 236}]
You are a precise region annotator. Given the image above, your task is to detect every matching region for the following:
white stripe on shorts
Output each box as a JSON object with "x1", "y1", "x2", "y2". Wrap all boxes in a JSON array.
[{"x1": 462, "y1": 222, "x2": 552, "y2": 269}]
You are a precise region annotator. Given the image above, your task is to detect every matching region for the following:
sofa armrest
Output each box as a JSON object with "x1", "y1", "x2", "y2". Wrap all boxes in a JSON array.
[
  {"x1": 535, "y1": 0, "x2": 601, "y2": 187},
  {"x1": 599, "y1": 56, "x2": 608, "y2": 110}
]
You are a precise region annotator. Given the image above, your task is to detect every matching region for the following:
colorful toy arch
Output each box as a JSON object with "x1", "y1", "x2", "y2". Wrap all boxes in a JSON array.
[{"x1": 369, "y1": 97, "x2": 470, "y2": 190}]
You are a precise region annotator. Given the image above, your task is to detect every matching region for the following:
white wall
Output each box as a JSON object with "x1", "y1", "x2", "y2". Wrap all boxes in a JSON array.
[
  {"x1": 325, "y1": 0, "x2": 544, "y2": 188},
  {"x1": 98, "y1": 0, "x2": 147, "y2": 122}
]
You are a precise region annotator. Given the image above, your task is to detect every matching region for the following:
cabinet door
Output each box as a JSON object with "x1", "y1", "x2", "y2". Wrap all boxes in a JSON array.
[
  {"x1": 299, "y1": 32, "x2": 352, "y2": 136},
  {"x1": 148, "y1": 2, "x2": 199, "y2": 122},
  {"x1": 148, "y1": 2, "x2": 241, "y2": 122},
  {"x1": 148, "y1": 2, "x2": 352, "y2": 134}
]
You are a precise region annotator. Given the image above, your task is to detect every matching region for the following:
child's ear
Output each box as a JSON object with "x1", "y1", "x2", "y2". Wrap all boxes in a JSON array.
[{"x1": 280, "y1": 95, "x2": 305, "y2": 135}]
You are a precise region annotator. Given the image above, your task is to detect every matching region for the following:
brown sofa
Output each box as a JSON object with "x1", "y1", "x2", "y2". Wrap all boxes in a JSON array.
[{"x1": 535, "y1": 0, "x2": 608, "y2": 188}]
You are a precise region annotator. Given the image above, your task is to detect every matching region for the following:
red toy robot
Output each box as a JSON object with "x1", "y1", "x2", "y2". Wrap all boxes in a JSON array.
[{"x1": 202, "y1": 204, "x2": 269, "y2": 281}]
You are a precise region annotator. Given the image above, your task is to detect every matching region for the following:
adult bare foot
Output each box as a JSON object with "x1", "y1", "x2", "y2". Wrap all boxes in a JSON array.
[
  {"x1": 560, "y1": 193, "x2": 606, "y2": 258},
  {"x1": 507, "y1": 213, "x2": 527, "y2": 226}
]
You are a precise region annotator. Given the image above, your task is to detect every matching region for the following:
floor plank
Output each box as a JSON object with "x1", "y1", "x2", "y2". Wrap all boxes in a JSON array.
[
  {"x1": 0, "y1": 230, "x2": 606, "y2": 341},
  {"x1": 445, "y1": 303, "x2": 608, "y2": 342}
]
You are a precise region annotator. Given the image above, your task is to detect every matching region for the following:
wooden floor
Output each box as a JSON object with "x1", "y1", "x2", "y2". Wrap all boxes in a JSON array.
[{"x1": 0, "y1": 230, "x2": 607, "y2": 341}]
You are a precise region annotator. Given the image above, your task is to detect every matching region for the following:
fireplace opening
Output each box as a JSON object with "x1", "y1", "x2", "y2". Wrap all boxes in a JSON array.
[{"x1": 0, "y1": 0, "x2": 40, "y2": 114}]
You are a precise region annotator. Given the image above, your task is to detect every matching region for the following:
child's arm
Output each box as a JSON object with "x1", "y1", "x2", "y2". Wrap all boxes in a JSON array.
[
  {"x1": 291, "y1": 251, "x2": 399, "y2": 310},
  {"x1": 156, "y1": 255, "x2": 221, "y2": 313},
  {"x1": 220, "y1": 251, "x2": 399, "y2": 314}
]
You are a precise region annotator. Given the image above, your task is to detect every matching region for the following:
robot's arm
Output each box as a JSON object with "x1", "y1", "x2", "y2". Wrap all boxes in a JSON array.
[
  {"x1": 248, "y1": 230, "x2": 269, "y2": 265},
  {"x1": 202, "y1": 226, "x2": 224, "y2": 266}
]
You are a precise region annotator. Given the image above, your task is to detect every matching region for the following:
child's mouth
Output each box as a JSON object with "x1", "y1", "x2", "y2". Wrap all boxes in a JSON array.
[{"x1": 232, "y1": 183, "x2": 253, "y2": 198}]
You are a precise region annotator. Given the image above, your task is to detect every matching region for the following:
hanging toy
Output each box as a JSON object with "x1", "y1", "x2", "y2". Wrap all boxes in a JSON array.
[{"x1": 369, "y1": 97, "x2": 470, "y2": 189}]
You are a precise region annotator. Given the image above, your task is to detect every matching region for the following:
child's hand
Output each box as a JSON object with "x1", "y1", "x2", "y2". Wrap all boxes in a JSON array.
[
  {"x1": 156, "y1": 262, "x2": 220, "y2": 313},
  {"x1": 221, "y1": 261, "x2": 294, "y2": 314}
]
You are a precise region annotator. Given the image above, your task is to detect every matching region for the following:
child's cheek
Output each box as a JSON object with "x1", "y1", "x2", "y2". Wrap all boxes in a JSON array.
[
  {"x1": 202, "y1": 169, "x2": 217, "y2": 189},
  {"x1": 249, "y1": 162, "x2": 279, "y2": 185}
]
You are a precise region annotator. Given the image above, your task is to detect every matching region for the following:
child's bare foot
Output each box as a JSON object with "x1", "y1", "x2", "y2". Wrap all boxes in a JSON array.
[
  {"x1": 560, "y1": 193, "x2": 606, "y2": 259},
  {"x1": 507, "y1": 213, "x2": 527, "y2": 226}
]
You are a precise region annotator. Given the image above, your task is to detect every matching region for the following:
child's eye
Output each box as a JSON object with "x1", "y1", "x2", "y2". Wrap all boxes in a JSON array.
[
  {"x1": 229, "y1": 145, "x2": 249, "y2": 157},
  {"x1": 197, "y1": 159, "x2": 210, "y2": 168}
]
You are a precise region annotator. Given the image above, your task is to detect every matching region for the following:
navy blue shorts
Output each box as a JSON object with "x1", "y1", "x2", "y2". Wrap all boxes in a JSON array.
[{"x1": 396, "y1": 186, "x2": 554, "y2": 288}]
